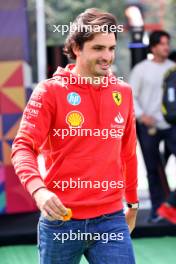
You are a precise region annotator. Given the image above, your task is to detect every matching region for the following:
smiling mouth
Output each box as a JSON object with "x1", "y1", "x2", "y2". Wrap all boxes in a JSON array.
[{"x1": 99, "y1": 64, "x2": 110, "y2": 70}]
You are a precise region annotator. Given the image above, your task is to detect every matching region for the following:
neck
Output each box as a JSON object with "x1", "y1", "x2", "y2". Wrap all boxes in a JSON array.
[
  {"x1": 152, "y1": 56, "x2": 167, "y2": 63},
  {"x1": 71, "y1": 64, "x2": 104, "y2": 86},
  {"x1": 71, "y1": 65, "x2": 89, "y2": 77}
]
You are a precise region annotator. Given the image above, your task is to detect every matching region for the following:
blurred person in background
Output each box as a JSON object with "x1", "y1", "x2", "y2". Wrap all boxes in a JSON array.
[
  {"x1": 129, "y1": 30, "x2": 175, "y2": 223},
  {"x1": 157, "y1": 51, "x2": 176, "y2": 224}
]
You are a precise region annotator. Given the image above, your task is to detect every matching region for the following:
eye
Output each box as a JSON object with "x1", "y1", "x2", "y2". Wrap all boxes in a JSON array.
[
  {"x1": 110, "y1": 47, "x2": 116, "y2": 51},
  {"x1": 93, "y1": 47, "x2": 103, "y2": 51}
]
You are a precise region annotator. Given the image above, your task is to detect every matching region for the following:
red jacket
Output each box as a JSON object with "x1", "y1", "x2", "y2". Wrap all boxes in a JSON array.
[{"x1": 11, "y1": 64, "x2": 138, "y2": 219}]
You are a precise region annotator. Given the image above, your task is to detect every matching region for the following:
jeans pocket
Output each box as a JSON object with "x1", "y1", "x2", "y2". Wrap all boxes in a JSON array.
[{"x1": 39, "y1": 214, "x2": 65, "y2": 228}]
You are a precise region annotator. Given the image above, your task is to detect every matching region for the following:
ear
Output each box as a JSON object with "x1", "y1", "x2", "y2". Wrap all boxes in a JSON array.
[{"x1": 72, "y1": 43, "x2": 81, "y2": 57}]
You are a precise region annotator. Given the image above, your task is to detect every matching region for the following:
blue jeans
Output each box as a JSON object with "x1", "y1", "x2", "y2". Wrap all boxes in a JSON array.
[{"x1": 37, "y1": 210, "x2": 136, "y2": 264}]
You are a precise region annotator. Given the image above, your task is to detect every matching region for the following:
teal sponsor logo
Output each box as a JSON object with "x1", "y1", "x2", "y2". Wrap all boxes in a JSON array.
[{"x1": 67, "y1": 92, "x2": 81, "y2": 106}]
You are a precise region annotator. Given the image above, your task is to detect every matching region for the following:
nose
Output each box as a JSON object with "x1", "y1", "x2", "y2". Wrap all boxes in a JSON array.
[{"x1": 101, "y1": 49, "x2": 113, "y2": 62}]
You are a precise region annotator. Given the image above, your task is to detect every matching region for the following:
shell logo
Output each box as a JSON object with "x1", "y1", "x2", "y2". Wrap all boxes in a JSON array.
[{"x1": 66, "y1": 111, "x2": 84, "y2": 128}]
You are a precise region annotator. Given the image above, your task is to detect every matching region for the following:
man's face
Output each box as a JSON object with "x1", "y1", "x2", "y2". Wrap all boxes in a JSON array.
[
  {"x1": 151, "y1": 36, "x2": 170, "y2": 59},
  {"x1": 75, "y1": 32, "x2": 116, "y2": 77}
]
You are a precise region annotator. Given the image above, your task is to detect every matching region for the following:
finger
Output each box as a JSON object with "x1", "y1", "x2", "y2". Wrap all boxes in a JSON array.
[
  {"x1": 47, "y1": 199, "x2": 65, "y2": 216},
  {"x1": 44, "y1": 206, "x2": 64, "y2": 220},
  {"x1": 51, "y1": 196, "x2": 68, "y2": 215},
  {"x1": 42, "y1": 209, "x2": 56, "y2": 221}
]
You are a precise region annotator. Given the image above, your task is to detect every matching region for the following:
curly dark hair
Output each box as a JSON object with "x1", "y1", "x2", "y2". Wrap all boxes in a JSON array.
[{"x1": 63, "y1": 8, "x2": 118, "y2": 60}]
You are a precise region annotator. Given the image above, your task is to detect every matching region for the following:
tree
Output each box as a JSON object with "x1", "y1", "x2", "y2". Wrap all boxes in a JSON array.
[{"x1": 45, "y1": 0, "x2": 126, "y2": 45}]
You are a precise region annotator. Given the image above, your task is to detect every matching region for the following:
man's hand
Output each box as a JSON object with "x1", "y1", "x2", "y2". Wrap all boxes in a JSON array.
[
  {"x1": 33, "y1": 188, "x2": 68, "y2": 220},
  {"x1": 139, "y1": 114, "x2": 156, "y2": 127},
  {"x1": 125, "y1": 208, "x2": 138, "y2": 234}
]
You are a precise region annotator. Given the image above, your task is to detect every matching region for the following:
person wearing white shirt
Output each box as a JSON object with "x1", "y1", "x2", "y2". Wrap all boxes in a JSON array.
[{"x1": 129, "y1": 30, "x2": 176, "y2": 223}]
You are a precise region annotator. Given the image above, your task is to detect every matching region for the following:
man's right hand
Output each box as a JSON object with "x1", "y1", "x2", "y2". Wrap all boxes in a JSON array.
[
  {"x1": 139, "y1": 114, "x2": 156, "y2": 127},
  {"x1": 33, "y1": 188, "x2": 68, "y2": 220}
]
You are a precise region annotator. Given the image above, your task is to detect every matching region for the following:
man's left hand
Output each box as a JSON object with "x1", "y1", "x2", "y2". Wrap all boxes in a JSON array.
[{"x1": 125, "y1": 208, "x2": 138, "y2": 234}]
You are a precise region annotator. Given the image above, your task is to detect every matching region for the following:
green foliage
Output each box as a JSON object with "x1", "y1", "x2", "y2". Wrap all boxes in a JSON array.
[{"x1": 45, "y1": 0, "x2": 126, "y2": 45}]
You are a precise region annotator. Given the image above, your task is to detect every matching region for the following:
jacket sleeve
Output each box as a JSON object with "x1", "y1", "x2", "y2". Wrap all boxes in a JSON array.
[
  {"x1": 11, "y1": 81, "x2": 55, "y2": 196},
  {"x1": 121, "y1": 88, "x2": 138, "y2": 203}
]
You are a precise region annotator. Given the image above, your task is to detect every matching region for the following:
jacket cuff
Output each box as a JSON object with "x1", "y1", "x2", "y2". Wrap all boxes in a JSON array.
[
  {"x1": 125, "y1": 189, "x2": 138, "y2": 203},
  {"x1": 26, "y1": 177, "x2": 46, "y2": 196}
]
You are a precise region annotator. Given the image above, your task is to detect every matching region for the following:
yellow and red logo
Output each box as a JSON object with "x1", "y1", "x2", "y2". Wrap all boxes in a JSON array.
[
  {"x1": 66, "y1": 111, "x2": 84, "y2": 128},
  {"x1": 112, "y1": 91, "x2": 122, "y2": 106}
]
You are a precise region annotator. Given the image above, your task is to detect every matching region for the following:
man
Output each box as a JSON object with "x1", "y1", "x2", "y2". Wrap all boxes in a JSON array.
[
  {"x1": 11, "y1": 8, "x2": 138, "y2": 264},
  {"x1": 129, "y1": 30, "x2": 175, "y2": 223}
]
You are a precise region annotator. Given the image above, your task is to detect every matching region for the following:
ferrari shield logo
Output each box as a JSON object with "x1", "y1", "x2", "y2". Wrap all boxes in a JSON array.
[{"x1": 112, "y1": 92, "x2": 122, "y2": 106}]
